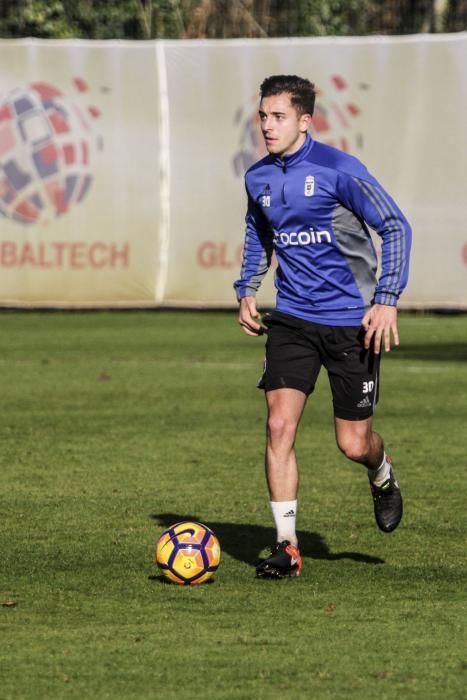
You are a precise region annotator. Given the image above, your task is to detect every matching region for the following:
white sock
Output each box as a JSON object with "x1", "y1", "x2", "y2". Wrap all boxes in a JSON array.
[
  {"x1": 270, "y1": 500, "x2": 298, "y2": 546},
  {"x1": 367, "y1": 453, "x2": 391, "y2": 486}
]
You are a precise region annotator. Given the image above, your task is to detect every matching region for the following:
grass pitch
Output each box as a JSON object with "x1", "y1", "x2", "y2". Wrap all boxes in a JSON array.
[{"x1": 1, "y1": 310, "x2": 466, "y2": 699}]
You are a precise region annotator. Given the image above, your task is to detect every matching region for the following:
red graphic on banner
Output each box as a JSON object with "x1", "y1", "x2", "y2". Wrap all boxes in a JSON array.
[
  {"x1": 0, "y1": 240, "x2": 129, "y2": 269},
  {"x1": 197, "y1": 241, "x2": 244, "y2": 269},
  {"x1": 0, "y1": 78, "x2": 103, "y2": 225}
]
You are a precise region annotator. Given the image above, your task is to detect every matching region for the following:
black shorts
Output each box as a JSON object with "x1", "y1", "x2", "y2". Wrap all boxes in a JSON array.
[{"x1": 257, "y1": 311, "x2": 380, "y2": 421}]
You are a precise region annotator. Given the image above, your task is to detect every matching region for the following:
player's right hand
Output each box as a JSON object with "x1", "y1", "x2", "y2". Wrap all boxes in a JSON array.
[{"x1": 238, "y1": 296, "x2": 264, "y2": 336}]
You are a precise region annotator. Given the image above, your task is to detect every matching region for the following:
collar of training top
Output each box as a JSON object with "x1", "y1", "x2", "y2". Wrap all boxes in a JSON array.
[{"x1": 272, "y1": 132, "x2": 315, "y2": 169}]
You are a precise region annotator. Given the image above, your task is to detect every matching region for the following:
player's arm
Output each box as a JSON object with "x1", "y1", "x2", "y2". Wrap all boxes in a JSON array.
[
  {"x1": 337, "y1": 171, "x2": 412, "y2": 353},
  {"x1": 233, "y1": 190, "x2": 273, "y2": 337},
  {"x1": 238, "y1": 295, "x2": 263, "y2": 336}
]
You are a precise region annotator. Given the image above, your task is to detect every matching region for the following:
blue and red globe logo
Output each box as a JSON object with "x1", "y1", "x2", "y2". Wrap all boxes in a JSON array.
[
  {"x1": 233, "y1": 74, "x2": 364, "y2": 177},
  {"x1": 0, "y1": 78, "x2": 103, "y2": 225}
]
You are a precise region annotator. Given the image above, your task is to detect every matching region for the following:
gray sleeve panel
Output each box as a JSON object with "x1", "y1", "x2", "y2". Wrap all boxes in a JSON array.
[
  {"x1": 237, "y1": 234, "x2": 271, "y2": 298},
  {"x1": 233, "y1": 192, "x2": 273, "y2": 300},
  {"x1": 331, "y1": 202, "x2": 378, "y2": 308},
  {"x1": 351, "y1": 178, "x2": 410, "y2": 302}
]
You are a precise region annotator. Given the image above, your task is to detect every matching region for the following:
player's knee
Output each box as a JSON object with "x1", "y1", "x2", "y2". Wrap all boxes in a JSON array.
[
  {"x1": 267, "y1": 414, "x2": 297, "y2": 447},
  {"x1": 337, "y1": 434, "x2": 369, "y2": 464}
]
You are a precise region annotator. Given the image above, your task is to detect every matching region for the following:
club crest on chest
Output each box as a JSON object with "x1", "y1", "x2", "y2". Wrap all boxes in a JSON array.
[{"x1": 304, "y1": 175, "x2": 315, "y2": 197}]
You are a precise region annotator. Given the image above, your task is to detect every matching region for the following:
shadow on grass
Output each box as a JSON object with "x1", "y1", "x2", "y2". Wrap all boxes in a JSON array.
[
  {"x1": 148, "y1": 573, "x2": 216, "y2": 584},
  {"x1": 387, "y1": 342, "x2": 467, "y2": 362},
  {"x1": 150, "y1": 513, "x2": 384, "y2": 567}
]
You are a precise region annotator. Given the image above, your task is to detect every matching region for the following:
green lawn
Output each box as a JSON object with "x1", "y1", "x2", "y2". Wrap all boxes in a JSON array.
[{"x1": 1, "y1": 310, "x2": 466, "y2": 699}]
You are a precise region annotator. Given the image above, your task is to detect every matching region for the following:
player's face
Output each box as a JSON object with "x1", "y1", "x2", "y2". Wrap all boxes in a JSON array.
[{"x1": 259, "y1": 93, "x2": 311, "y2": 157}]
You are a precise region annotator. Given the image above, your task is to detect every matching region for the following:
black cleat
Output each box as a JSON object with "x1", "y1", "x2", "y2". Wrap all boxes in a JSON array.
[
  {"x1": 370, "y1": 461, "x2": 403, "y2": 533},
  {"x1": 256, "y1": 540, "x2": 302, "y2": 579}
]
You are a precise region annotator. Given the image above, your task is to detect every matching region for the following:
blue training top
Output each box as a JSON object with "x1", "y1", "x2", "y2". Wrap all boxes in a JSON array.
[{"x1": 233, "y1": 133, "x2": 412, "y2": 326}]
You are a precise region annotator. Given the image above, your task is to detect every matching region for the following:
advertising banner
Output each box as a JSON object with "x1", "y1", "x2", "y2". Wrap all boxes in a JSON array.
[
  {"x1": 0, "y1": 40, "x2": 162, "y2": 306},
  {"x1": 163, "y1": 34, "x2": 467, "y2": 309},
  {"x1": 0, "y1": 35, "x2": 466, "y2": 308}
]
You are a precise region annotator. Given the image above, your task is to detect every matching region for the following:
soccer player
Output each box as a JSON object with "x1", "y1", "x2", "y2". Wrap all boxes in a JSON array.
[{"x1": 234, "y1": 75, "x2": 412, "y2": 579}]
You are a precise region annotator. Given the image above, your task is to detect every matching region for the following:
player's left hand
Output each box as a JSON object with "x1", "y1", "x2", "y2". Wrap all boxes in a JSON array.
[{"x1": 361, "y1": 304, "x2": 399, "y2": 354}]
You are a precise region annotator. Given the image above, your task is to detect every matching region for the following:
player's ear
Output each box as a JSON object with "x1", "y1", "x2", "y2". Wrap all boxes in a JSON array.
[{"x1": 299, "y1": 112, "x2": 313, "y2": 132}]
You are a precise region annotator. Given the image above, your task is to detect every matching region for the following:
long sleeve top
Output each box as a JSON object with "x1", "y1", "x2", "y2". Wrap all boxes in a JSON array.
[{"x1": 234, "y1": 133, "x2": 412, "y2": 326}]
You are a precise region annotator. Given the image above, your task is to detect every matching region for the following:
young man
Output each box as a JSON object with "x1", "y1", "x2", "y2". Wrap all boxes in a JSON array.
[{"x1": 234, "y1": 75, "x2": 412, "y2": 579}]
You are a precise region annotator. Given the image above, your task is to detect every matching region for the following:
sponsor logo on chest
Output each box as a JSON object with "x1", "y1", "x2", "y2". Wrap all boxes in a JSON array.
[{"x1": 274, "y1": 228, "x2": 332, "y2": 247}]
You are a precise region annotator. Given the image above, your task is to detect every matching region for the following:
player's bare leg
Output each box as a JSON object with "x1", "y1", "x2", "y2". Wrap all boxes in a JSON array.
[
  {"x1": 334, "y1": 416, "x2": 383, "y2": 469},
  {"x1": 265, "y1": 388, "x2": 307, "y2": 501},
  {"x1": 256, "y1": 388, "x2": 306, "y2": 578},
  {"x1": 334, "y1": 416, "x2": 403, "y2": 533}
]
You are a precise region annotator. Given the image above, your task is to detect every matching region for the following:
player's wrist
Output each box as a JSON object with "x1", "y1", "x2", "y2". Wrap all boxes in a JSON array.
[
  {"x1": 237, "y1": 290, "x2": 257, "y2": 303},
  {"x1": 374, "y1": 293, "x2": 398, "y2": 307}
]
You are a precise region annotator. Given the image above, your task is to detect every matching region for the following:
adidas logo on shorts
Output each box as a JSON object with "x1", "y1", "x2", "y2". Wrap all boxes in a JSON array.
[{"x1": 357, "y1": 396, "x2": 372, "y2": 408}]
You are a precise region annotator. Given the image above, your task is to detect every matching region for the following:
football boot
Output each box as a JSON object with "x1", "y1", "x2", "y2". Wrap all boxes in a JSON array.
[
  {"x1": 370, "y1": 460, "x2": 403, "y2": 533},
  {"x1": 256, "y1": 540, "x2": 302, "y2": 579}
]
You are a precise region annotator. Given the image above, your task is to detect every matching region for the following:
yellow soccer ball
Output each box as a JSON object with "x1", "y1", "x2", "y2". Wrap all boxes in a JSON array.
[{"x1": 155, "y1": 521, "x2": 221, "y2": 585}]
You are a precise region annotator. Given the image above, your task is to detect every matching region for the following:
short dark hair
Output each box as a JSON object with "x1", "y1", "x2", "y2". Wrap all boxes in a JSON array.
[{"x1": 260, "y1": 75, "x2": 316, "y2": 117}]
